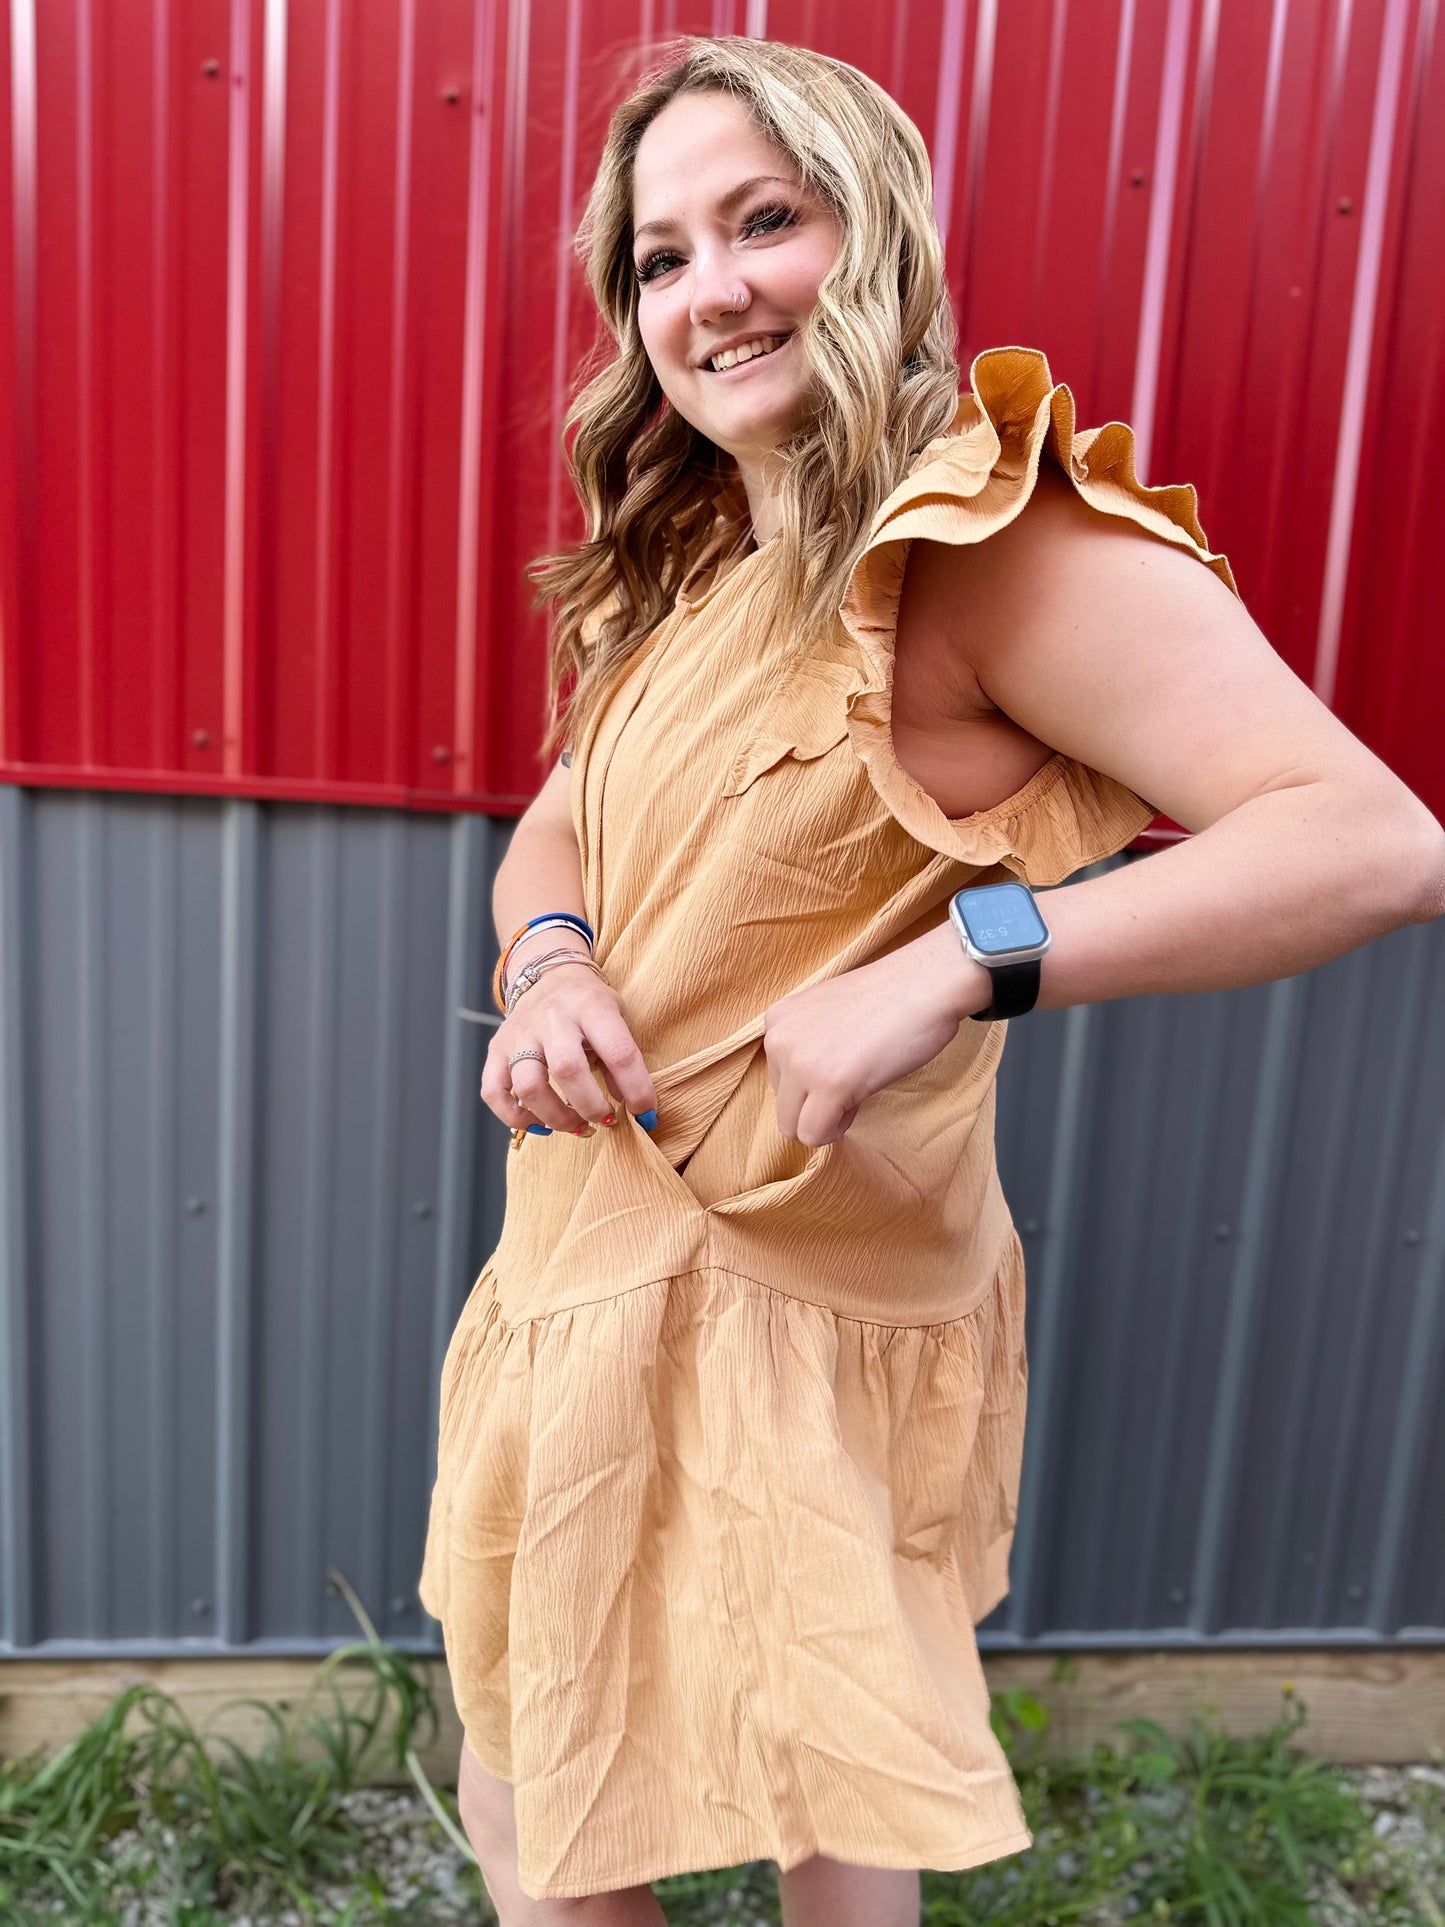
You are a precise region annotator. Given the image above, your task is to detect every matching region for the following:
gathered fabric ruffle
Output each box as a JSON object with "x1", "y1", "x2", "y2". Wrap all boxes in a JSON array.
[
  {"x1": 837, "y1": 343, "x2": 1238, "y2": 885},
  {"x1": 417, "y1": 1230, "x2": 1031, "y2": 1899}
]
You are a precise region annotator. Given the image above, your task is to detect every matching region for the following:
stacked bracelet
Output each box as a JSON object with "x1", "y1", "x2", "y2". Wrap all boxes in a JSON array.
[
  {"x1": 504, "y1": 950, "x2": 605, "y2": 1014},
  {"x1": 492, "y1": 911, "x2": 596, "y2": 1013}
]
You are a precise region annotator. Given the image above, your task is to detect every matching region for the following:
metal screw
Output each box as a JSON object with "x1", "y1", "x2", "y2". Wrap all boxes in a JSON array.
[
  {"x1": 432, "y1": 745, "x2": 451, "y2": 764},
  {"x1": 1346, "y1": 1583, "x2": 1364, "y2": 1601},
  {"x1": 1021, "y1": 1218, "x2": 1042, "y2": 1236},
  {"x1": 391, "y1": 1594, "x2": 410, "y2": 1613},
  {"x1": 185, "y1": 1197, "x2": 206, "y2": 1216},
  {"x1": 1337, "y1": 196, "x2": 1353, "y2": 214},
  {"x1": 201, "y1": 58, "x2": 220, "y2": 78},
  {"x1": 1214, "y1": 1222, "x2": 1232, "y2": 1240},
  {"x1": 1404, "y1": 1228, "x2": 1423, "y2": 1246},
  {"x1": 1130, "y1": 169, "x2": 1146, "y2": 187},
  {"x1": 411, "y1": 1201, "x2": 432, "y2": 1219},
  {"x1": 1168, "y1": 1587, "x2": 1187, "y2": 1606},
  {"x1": 190, "y1": 1596, "x2": 211, "y2": 1616},
  {"x1": 192, "y1": 727, "x2": 211, "y2": 748},
  {"x1": 442, "y1": 86, "x2": 460, "y2": 104}
]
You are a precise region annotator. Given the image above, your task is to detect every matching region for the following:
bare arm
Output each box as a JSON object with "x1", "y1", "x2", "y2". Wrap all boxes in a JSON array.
[
  {"x1": 481, "y1": 757, "x2": 658, "y2": 1134},
  {"x1": 764, "y1": 466, "x2": 1445, "y2": 1145},
  {"x1": 896, "y1": 463, "x2": 1445, "y2": 1018},
  {"x1": 491, "y1": 756, "x2": 591, "y2": 966}
]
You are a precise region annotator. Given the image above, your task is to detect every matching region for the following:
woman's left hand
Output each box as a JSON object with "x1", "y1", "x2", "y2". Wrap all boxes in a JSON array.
[{"x1": 762, "y1": 926, "x2": 987, "y2": 1146}]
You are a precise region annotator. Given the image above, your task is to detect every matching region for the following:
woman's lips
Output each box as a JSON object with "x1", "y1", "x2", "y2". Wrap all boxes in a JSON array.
[{"x1": 701, "y1": 332, "x2": 794, "y2": 377}]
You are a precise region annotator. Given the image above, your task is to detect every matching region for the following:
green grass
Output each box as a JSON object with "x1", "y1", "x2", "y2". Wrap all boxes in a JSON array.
[
  {"x1": 910, "y1": 1678, "x2": 1429, "y2": 1927},
  {"x1": 1, "y1": 1575, "x2": 1440, "y2": 1924},
  {"x1": 0, "y1": 1572, "x2": 480, "y2": 1926}
]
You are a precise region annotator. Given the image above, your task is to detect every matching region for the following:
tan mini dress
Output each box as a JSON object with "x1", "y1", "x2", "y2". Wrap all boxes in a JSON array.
[{"x1": 417, "y1": 344, "x2": 1237, "y2": 1900}]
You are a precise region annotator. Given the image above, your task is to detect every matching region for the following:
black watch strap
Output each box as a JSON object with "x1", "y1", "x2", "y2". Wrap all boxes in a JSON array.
[{"x1": 968, "y1": 957, "x2": 1042, "y2": 1022}]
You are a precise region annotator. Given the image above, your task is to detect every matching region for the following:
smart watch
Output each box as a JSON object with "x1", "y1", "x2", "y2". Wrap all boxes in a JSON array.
[{"x1": 948, "y1": 881, "x2": 1052, "y2": 1021}]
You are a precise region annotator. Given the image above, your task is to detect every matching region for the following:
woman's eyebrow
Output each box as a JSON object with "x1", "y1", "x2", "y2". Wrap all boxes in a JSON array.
[{"x1": 633, "y1": 173, "x2": 796, "y2": 243}]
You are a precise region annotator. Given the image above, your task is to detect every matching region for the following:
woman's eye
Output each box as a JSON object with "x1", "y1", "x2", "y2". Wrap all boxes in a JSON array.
[
  {"x1": 635, "y1": 248, "x2": 681, "y2": 284},
  {"x1": 633, "y1": 203, "x2": 798, "y2": 283},
  {"x1": 742, "y1": 201, "x2": 799, "y2": 238}
]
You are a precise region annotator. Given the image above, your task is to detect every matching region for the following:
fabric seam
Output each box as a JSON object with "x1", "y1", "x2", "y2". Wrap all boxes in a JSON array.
[{"x1": 493, "y1": 1256, "x2": 1011, "y2": 1334}]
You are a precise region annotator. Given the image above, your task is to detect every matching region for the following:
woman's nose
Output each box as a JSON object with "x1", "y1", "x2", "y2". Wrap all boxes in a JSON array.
[{"x1": 689, "y1": 249, "x2": 749, "y2": 328}]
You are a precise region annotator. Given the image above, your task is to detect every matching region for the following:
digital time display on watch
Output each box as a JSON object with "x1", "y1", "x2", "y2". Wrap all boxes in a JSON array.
[{"x1": 954, "y1": 882, "x2": 1049, "y2": 956}]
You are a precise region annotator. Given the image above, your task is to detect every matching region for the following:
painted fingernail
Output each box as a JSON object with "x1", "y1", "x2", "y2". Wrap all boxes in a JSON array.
[
  {"x1": 600, "y1": 1111, "x2": 617, "y2": 1127},
  {"x1": 525, "y1": 1123, "x2": 552, "y2": 1136},
  {"x1": 573, "y1": 1126, "x2": 593, "y2": 1137},
  {"x1": 636, "y1": 1108, "x2": 658, "y2": 1132}
]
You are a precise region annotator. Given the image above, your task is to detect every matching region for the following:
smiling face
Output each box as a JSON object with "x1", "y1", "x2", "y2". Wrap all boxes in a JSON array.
[{"x1": 630, "y1": 90, "x2": 842, "y2": 479}]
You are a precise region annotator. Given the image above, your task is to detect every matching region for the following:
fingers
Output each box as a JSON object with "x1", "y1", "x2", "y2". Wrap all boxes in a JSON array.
[
  {"x1": 583, "y1": 1013, "x2": 659, "y2": 1122},
  {"x1": 479, "y1": 992, "x2": 657, "y2": 1137},
  {"x1": 479, "y1": 1046, "x2": 551, "y2": 1132},
  {"x1": 486, "y1": 1040, "x2": 591, "y2": 1134},
  {"x1": 770, "y1": 1069, "x2": 799, "y2": 1142},
  {"x1": 534, "y1": 1021, "x2": 618, "y2": 1126},
  {"x1": 764, "y1": 1016, "x2": 856, "y2": 1146},
  {"x1": 793, "y1": 1088, "x2": 851, "y2": 1147},
  {"x1": 770, "y1": 1063, "x2": 857, "y2": 1146}
]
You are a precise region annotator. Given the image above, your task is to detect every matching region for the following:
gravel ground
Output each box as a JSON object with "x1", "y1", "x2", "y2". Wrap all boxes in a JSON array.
[
  {"x1": 17, "y1": 1762, "x2": 1444, "y2": 1924},
  {"x1": 1310, "y1": 1764, "x2": 1445, "y2": 1925}
]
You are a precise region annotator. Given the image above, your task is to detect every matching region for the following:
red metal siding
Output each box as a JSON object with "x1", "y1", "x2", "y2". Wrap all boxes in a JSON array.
[{"x1": 2, "y1": 0, "x2": 1442, "y2": 819}]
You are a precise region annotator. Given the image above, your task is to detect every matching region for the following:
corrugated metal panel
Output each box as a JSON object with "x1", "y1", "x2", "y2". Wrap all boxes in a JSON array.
[
  {"x1": 990, "y1": 926, "x2": 1445, "y2": 1643},
  {"x1": 2, "y1": 788, "x2": 1442, "y2": 1655},
  {"x1": 0, "y1": 786, "x2": 510, "y2": 1648},
  {"x1": 2, "y1": 3, "x2": 1442, "y2": 824}
]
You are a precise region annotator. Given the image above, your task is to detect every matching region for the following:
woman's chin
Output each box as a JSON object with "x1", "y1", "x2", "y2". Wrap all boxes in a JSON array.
[{"x1": 702, "y1": 394, "x2": 809, "y2": 463}]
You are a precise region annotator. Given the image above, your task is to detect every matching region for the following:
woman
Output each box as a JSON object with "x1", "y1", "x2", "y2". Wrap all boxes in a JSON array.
[{"x1": 418, "y1": 36, "x2": 1444, "y2": 1927}]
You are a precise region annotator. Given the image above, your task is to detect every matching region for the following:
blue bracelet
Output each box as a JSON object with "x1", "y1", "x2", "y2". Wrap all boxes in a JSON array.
[{"x1": 526, "y1": 911, "x2": 594, "y2": 944}]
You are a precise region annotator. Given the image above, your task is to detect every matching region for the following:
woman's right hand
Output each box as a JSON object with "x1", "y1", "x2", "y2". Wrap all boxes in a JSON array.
[{"x1": 480, "y1": 963, "x2": 659, "y2": 1136}]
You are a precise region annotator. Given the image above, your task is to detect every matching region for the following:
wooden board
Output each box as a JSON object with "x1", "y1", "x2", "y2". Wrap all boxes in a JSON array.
[{"x1": 1, "y1": 1649, "x2": 1441, "y2": 1784}]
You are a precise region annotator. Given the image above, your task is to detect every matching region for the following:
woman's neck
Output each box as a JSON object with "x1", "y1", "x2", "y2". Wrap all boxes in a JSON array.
[{"x1": 731, "y1": 445, "x2": 789, "y2": 545}]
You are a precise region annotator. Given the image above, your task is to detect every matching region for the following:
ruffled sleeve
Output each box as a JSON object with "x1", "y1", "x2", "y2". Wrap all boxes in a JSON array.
[{"x1": 837, "y1": 344, "x2": 1238, "y2": 888}]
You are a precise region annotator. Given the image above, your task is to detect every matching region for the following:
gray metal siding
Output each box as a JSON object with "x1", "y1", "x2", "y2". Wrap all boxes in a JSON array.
[
  {"x1": 993, "y1": 943, "x2": 1445, "y2": 1644},
  {"x1": 1, "y1": 788, "x2": 1441, "y2": 1656}
]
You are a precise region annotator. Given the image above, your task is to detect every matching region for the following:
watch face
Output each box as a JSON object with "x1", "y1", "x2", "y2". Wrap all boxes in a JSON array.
[{"x1": 956, "y1": 882, "x2": 1048, "y2": 956}]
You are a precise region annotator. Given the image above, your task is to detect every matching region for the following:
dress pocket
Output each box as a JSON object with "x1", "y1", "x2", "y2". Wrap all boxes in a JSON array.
[
  {"x1": 720, "y1": 653, "x2": 859, "y2": 798},
  {"x1": 721, "y1": 715, "x2": 851, "y2": 797}
]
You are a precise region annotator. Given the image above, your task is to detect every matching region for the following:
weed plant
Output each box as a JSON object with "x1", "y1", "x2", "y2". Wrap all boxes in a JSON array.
[
  {"x1": 0, "y1": 1575, "x2": 1439, "y2": 1924},
  {"x1": 0, "y1": 1573, "x2": 480, "y2": 1926}
]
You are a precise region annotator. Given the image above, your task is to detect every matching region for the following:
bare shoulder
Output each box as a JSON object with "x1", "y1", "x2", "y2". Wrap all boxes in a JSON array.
[
  {"x1": 895, "y1": 452, "x2": 1414, "y2": 839},
  {"x1": 896, "y1": 457, "x2": 1224, "y2": 689}
]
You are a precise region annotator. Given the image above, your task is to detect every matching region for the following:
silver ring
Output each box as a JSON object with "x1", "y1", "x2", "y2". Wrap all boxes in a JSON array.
[
  {"x1": 508, "y1": 1047, "x2": 545, "y2": 1069},
  {"x1": 731, "y1": 290, "x2": 746, "y2": 312}
]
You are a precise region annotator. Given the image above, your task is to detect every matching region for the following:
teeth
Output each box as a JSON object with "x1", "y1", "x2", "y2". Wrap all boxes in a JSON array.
[{"x1": 709, "y1": 333, "x2": 786, "y2": 372}]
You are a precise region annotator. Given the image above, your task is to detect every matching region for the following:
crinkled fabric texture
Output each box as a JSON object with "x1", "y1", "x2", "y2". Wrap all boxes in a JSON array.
[{"x1": 418, "y1": 344, "x2": 1237, "y2": 1899}]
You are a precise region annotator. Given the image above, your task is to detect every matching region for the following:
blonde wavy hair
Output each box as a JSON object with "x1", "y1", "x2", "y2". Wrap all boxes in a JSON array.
[{"x1": 531, "y1": 35, "x2": 962, "y2": 761}]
